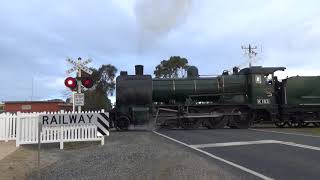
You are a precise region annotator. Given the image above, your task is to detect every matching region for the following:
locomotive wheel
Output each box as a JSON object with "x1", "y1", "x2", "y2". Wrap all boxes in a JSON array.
[
  {"x1": 204, "y1": 108, "x2": 226, "y2": 129},
  {"x1": 288, "y1": 120, "x2": 302, "y2": 128},
  {"x1": 180, "y1": 118, "x2": 201, "y2": 130},
  {"x1": 115, "y1": 116, "x2": 130, "y2": 131},
  {"x1": 302, "y1": 122, "x2": 309, "y2": 127},
  {"x1": 180, "y1": 108, "x2": 201, "y2": 130},
  {"x1": 162, "y1": 119, "x2": 180, "y2": 129},
  {"x1": 229, "y1": 108, "x2": 250, "y2": 129},
  {"x1": 312, "y1": 122, "x2": 320, "y2": 127},
  {"x1": 274, "y1": 121, "x2": 286, "y2": 128}
]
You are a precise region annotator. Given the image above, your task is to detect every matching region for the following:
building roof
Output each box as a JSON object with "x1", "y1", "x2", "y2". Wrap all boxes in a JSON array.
[{"x1": 4, "y1": 100, "x2": 66, "y2": 104}]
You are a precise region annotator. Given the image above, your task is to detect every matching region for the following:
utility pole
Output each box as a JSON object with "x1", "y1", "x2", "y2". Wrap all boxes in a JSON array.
[
  {"x1": 241, "y1": 44, "x2": 258, "y2": 67},
  {"x1": 31, "y1": 76, "x2": 34, "y2": 101}
]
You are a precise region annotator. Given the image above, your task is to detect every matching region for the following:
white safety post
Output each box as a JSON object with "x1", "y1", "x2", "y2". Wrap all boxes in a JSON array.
[{"x1": 101, "y1": 136, "x2": 105, "y2": 146}]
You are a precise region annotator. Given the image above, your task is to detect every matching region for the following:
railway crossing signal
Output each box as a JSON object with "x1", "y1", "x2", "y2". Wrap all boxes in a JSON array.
[
  {"x1": 81, "y1": 77, "x2": 94, "y2": 88},
  {"x1": 64, "y1": 77, "x2": 77, "y2": 90},
  {"x1": 66, "y1": 57, "x2": 94, "y2": 112}
]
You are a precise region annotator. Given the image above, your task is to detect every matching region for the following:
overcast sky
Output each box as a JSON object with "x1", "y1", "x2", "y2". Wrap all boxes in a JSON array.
[{"x1": 1, "y1": 0, "x2": 320, "y2": 102}]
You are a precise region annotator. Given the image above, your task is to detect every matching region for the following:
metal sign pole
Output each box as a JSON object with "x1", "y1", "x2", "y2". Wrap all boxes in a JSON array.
[
  {"x1": 77, "y1": 58, "x2": 82, "y2": 113},
  {"x1": 37, "y1": 119, "x2": 41, "y2": 179},
  {"x1": 72, "y1": 92, "x2": 75, "y2": 112}
]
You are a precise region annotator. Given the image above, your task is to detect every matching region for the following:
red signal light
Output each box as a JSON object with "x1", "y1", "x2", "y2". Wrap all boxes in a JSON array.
[
  {"x1": 64, "y1": 77, "x2": 77, "y2": 90},
  {"x1": 81, "y1": 77, "x2": 94, "y2": 88}
]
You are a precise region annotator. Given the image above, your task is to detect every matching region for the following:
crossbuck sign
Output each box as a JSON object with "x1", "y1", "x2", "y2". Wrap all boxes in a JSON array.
[
  {"x1": 39, "y1": 112, "x2": 109, "y2": 135},
  {"x1": 66, "y1": 58, "x2": 93, "y2": 75}
]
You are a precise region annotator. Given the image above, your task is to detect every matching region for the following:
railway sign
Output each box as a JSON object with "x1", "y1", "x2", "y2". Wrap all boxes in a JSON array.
[
  {"x1": 74, "y1": 93, "x2": 84, "y2": 106},
  {"x1": 39, "y1": 112, "x2": 109, "y2": 135},
  {"x1": 66, "y1": 66, "x2": 77, "y2": 74},
  {"x1": 66, "y1": 58, "x2": 93, "y2": 75},
  {"x1": 78, "y1": 64, "x2": 93, "y2": 75}
]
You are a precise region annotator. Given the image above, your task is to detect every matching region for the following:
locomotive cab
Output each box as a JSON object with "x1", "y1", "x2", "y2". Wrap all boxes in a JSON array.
[{"x1": 239, "y1": 66, "x2": 286, "y2": 122}]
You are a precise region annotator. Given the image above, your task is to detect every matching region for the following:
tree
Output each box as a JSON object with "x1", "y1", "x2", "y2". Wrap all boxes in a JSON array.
[
  {"x1": 154, "y1": 56, "x2": 189, "y2": 78},
  {"x1": 82, "y1": 64, "x2": 117, "y2": 111}
]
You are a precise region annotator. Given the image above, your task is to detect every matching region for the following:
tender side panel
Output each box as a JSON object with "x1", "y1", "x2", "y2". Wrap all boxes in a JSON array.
[{"x1": 285, "y1": 76, "x2": 320, "y2": 106}]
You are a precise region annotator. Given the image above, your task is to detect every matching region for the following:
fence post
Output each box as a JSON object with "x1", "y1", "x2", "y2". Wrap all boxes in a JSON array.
[
  {"x1": 0, "y1": 113, "x2": 2, "y2": 141},
  {"x1": 101, "y1": 136, "x2": 104, "y2": 146},
  {"x1": 4, "y1": 113, "x2": 8, "y2": 142},
  {"x1": 16, "y1": 112, "x2": 21, "y2": 147},
  {"x1": 60, "y1": 125, "x2": 64, "y2": 150}
]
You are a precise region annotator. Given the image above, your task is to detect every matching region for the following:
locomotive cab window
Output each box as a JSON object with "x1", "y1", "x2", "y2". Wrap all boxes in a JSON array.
[
  {"x1": 264, "y1": 74, "x2": 273, "y2": 85},
  {"x1": 255, "y1": 75, "x2": 262, "y2": 84}
]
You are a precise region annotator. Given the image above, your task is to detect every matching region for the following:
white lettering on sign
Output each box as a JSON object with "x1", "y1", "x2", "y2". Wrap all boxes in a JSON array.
[
  {"x1": 257, "y1": 99, "x2": 270, "y2": 104},
  {"x1": 40, "y1": 112, "x2": 110, "y2": 135},
  {"x1": 41, "y1": 114, "x2": 94, "y2": 126},
  {"x1": 74, "y1": 93, "x2": 84, "y2": 106},
  {"x1": 21, "y1": 105, "x2": 32, "y2": 110}
]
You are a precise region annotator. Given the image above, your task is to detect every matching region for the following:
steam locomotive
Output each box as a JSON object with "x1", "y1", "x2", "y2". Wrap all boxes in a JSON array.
[{"x1": 109, "y1": 65, "x2": 320, "y2": 130}]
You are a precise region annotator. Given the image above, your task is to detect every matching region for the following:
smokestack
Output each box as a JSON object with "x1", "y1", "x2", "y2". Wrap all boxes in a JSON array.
[
  {"x1": 120, "y1": 71, "x2": 128, "y2": 76},
  {"x1": 187, "y1": 66, "x2": 199, "y2": 78},
  {"x1": 135, "y1": 65, "x2": 144, "y2": 75}
]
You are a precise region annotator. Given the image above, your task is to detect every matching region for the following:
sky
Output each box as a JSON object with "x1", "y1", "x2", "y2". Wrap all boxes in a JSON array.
[{"x1": 0, "y1": 0, "x2": 320, "y2": 102}]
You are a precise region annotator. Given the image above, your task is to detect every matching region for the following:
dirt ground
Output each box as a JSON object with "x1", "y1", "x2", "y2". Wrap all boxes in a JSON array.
[
  {"x1": 0, "y1": 141, "x2": 17, "y2": 161},
  {"x1": 0, "y1": 141, "x2": 99, "y2": 180}
]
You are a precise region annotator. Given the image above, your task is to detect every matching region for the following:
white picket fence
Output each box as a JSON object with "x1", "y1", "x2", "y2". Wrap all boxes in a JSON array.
[
  {"x1": 0, "y1": 110, "x2": 107, "y2": 149},
  {"x1": 0, "y1": 113, "x2": 17, "y2": 142}
]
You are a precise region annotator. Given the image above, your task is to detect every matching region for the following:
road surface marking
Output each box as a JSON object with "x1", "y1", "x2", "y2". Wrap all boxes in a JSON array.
[
  {"x1": 279, "y1": 141, "x2": 320, "y2": 151},
  {"x1": 190, "y1": 140, "x2": 282, "y2": 148},
  {"x1": 190, "y1": 140, "x2": 320, "y2": 152},
  {"x1": 250, "y1": 129, "x2": 320, "y2": 138},
  {"x1": 153, "y1": 131, "x2": 274, "y2": 180}
]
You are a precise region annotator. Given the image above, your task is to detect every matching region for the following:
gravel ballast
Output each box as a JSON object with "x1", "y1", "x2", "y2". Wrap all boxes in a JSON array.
[{"x1": 26, "y1": 131, "x2": 243, "y2": 180}]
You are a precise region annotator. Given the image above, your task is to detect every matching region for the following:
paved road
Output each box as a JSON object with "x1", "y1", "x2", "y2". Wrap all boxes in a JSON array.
[{"x1": 155, "y1": 129, "x2": 320, "y2": 180}]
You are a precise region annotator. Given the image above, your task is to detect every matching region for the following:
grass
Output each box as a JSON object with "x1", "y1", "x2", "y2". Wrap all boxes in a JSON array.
[{"x1": 310, "y1": 128, "x2": 320, "y2": 136}]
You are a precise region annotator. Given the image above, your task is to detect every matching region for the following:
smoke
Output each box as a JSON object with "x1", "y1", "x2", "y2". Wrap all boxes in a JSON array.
[
  {"x1": 134, "y1": 0, "x2": 191, "y2": 35},
  {"x1": 134, "y1": 0, "x2": 192, "y2": 50}
]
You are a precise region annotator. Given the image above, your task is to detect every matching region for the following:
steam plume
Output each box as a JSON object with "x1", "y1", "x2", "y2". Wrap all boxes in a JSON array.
[{"x1": 134, "y1": 0, "x2": 192, "y2": 35}]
